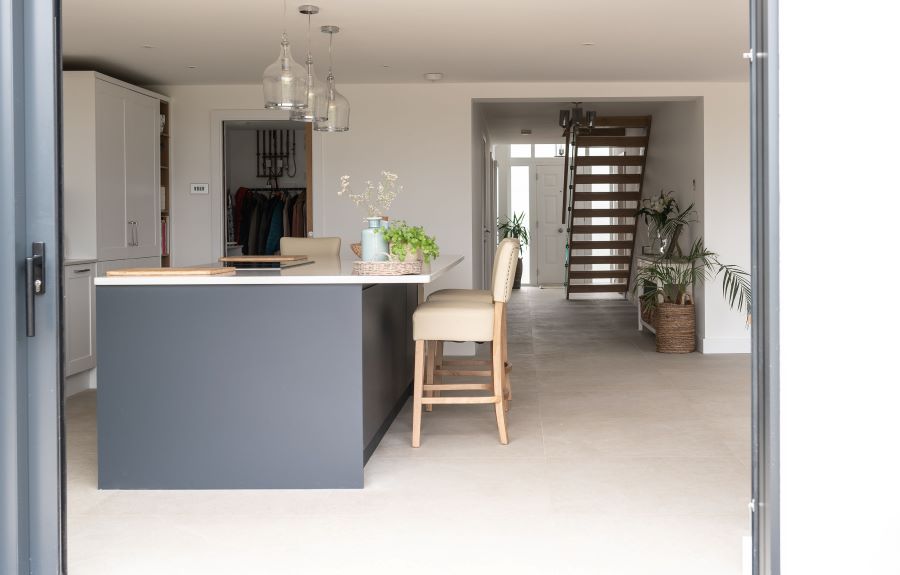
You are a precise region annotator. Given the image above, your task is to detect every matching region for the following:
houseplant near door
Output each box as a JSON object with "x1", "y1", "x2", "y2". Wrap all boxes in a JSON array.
[
  {"x1": 634, "y1": 238, "x2": 751, "y2": 353},
  {"x1": 498, "y1": 212, "x2": 529, "y2": 288}
]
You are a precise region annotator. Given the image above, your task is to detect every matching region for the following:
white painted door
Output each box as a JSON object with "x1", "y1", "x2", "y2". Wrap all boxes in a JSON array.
[{"x1": 535, "y1": 163, "x2": 566, "y2": 285}]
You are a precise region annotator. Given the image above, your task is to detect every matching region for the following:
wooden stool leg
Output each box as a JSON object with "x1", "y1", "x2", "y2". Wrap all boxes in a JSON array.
[
  {"x1": 425, "y1": 340, "x2": 436, "y2": 412},
  {"x1": 502, "y1": 307, "x2": 511, "y2": 403},
  {"x1": 492, "y1": 305, "x2": 509, "y2": 444},
  {"x1": 412, "y1": 340, "x2": 425, "y2": 447}
]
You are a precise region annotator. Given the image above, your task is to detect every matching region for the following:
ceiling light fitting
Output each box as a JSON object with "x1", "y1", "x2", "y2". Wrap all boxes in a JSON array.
[
  {"x1": 262, "y1": 0, "x2": 306, "y2": 111},
  {"x1": 314, "y1": 25, "x2": 350, "y2": 132},
  {"x1": 289, "y1": 5, "x2": 327, "y2": 123},
  {"x1": 262, "y1": 2, "x2": 346, "y2": 129},
  {"x1": 423, "y1": 72, "x2": 443, "y2": 82},
  {"x1": 558, "y1": 102, "x2": 596, "y2": 130}
]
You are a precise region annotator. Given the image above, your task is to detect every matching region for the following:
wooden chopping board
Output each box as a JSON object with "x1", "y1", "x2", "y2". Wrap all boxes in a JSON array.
[
  {"x1": 219, "y1": 255, "x2": 308, "y2": 263},
  {"x1": 106, "y1": 266, "x2": 236, "y2": 276}
]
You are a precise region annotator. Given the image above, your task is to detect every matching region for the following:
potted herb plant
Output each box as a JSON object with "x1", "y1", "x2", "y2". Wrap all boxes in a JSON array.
[
  {"x1": 633, "y1": 238, "x2": 751, "y2": 353},
  {"x1": 377, "y1": 221, "x2": 440, "y2": 263},
  {"x1": 498, "y1": 212, "x2": 529, "y2": 288}
]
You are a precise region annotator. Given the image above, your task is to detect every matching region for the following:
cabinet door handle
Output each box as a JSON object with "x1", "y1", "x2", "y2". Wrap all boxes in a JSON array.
[
  {"x1": 134, "y1": 221, "x2": 139, "y2": 246},
  {"x1": 127, "y1": 221, "x2": 136, "y2": 246},
  {"x1": 73, "y1": 268, "x2": 91, "y2": 274}
]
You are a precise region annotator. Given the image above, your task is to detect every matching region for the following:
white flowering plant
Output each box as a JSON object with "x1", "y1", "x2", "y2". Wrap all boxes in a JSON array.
[{"x1": 338, "y1": 171, "x2": 402, "y2": 218}]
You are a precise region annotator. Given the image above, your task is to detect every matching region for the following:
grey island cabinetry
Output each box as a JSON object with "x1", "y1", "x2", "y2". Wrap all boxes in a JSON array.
[{"x1": 94, "y1": 256, "x2": 462, "y2": 489}]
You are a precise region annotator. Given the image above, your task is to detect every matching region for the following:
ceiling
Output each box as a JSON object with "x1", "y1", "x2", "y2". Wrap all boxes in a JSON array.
[{"x1": 62, "y1": 0, "x2": 748, "y2": 86}]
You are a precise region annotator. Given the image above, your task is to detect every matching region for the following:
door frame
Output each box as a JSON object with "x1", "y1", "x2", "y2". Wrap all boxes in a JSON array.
[
  {"x1": 209, "y1": 111, "x2": 320, "y2": 264},
  {"x1": 749, "y1": 0, "x2": 780, "y2": 572},
  {"x1": 0, "y1": 0, "x2": 65, "y2": 572}
]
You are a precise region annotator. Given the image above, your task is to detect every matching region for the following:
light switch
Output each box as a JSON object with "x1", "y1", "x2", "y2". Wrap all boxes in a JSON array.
[{"x1": 190, "y1": 183, "x2": 209, "y2": 195}]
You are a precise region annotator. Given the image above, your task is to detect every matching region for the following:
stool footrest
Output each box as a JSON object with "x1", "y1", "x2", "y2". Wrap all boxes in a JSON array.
[
  {"x1": 434, "y1": 369, "x2": 491, "y2": 377},
  {"x1": 424, "y1": 383, "x2": 492, "y2": 391},
  {"x1": 421, "y1": 396, "x2": 499, "y2": 405}
]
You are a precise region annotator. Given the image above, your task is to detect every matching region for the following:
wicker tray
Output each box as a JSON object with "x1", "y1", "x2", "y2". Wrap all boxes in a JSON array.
[{"x1": 352, "y1": 259, "x2": 423, "y2": 276}]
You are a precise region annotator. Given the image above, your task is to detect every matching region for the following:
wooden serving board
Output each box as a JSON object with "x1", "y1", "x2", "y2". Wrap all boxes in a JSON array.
[
  {"x1": 106, "y1": 266, "x2": 236, "y2": 276},
  {"x1": 219, "y1": 255, "x2": 308, "y2": 263}
]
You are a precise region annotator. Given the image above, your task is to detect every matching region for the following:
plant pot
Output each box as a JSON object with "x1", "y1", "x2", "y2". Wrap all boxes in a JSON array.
[
  {"x1": 655, "y1": 302, "x2": 696, "y2": 353},
  {"x1": 513, "y1": 257, "x2": 523, "y2": 289}
]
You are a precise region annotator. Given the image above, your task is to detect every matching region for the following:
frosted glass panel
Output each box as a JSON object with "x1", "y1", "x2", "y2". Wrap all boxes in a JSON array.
[
  {"x1": 533, "y1": 144, "x2": 559, "y2": 158},
  {"x1": 510, "y1": 144, "x2": 531, "y2": 158}
]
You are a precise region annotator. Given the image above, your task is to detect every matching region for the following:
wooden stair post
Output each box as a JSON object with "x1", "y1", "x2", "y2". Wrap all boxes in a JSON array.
[{"x1": 562, "y1": 116, "x2": 652, "y2": 299}]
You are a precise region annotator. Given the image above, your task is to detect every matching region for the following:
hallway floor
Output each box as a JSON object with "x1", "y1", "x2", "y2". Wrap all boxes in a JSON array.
[{"x1": 66, "y1": 287, "x2": 750, "y2": 575}]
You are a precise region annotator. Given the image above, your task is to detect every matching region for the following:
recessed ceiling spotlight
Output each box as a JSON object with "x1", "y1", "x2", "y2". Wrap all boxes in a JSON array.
[
  {"x1": 520, "y1": 129, "x2": 532, "y2": 135},
  {"x1": 423, "y1": 72, "x2": 444, "y2": 82},
  {"x1": 382, "y1": 65, "x2": 391, "y2": 68},
  {"x1": 581, "y1": 42, "x2": 595, "y2": 47},
  {"x1": 141, "y1": 44, "x2": 156, "y2": 49},
  {"x1": 187, "y1": 65, "x2": 198, "y2": 69}
]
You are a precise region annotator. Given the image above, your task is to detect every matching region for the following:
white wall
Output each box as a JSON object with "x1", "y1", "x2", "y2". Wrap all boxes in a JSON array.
[
  {"x1": 779, "y1": 2, "x2": 900, "y2": 573},
  {"x1": 159, "y1": 81, "x2": 748, "y2": 348}
]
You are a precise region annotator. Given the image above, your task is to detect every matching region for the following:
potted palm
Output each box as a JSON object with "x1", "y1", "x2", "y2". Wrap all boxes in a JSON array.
[
  {"x1": 634, "y1": 238, "x2": 750, "y2": 353},
  {"x1": 498, "y1": 212, "x2": 529, "y2": 288}
]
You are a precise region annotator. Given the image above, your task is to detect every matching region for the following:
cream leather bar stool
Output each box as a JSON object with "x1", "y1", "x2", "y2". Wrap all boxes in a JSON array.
[
  {"x1": 411, "y1": 239, "x2": 520, "y2": 446},
  {"x1": 424, "y1": 238, "x2": 518, "y2": 409},
  {"x1": 280, "y1": 237, "x2": 341, "y2": 258}
]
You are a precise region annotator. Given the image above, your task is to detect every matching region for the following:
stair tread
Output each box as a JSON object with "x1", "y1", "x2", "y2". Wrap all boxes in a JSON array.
[
  {"x1": 569, "y1": 255, "x2": 633, "y2": 264},
  {"x1": 570, "y1": 240, "x2": 633, "y2": 249},
  {"x1": 569, "y1": 270, "x2": 631, "y2": 279},
  {"x1": 574, "y1": 156, "x2": 645, "y2": 166},
  {"x1": 572, "y1": 209, "x2": 636, "y2": 218},
  {"x1": 573, "y1": 174, "x2": 643, "y2": 184},
  {"x1": 572, "y1": 192, "x2": 641, "y2": 201},
  {"x1": 571, "y1": 224, "x2": 635, "y2": 233},
  {"x1": 575, "y1": 136, "x2": 648, "y2": 148},
  {"x1": 568, "y1": 284, "x2": 629, "y2": 293}
]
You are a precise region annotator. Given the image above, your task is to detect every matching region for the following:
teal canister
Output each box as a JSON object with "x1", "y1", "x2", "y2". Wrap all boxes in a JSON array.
[{"x1": 361, "y1": 217, "x2": 389, "y2": 261}]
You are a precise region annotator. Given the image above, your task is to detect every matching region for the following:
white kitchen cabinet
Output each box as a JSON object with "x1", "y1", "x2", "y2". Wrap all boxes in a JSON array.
[
  {"x1": 64, "y1": 262, "x2": 97, "y2": 377},
  {"x1": 64, "y1": 71, "x2": 164, "y2": 262}
]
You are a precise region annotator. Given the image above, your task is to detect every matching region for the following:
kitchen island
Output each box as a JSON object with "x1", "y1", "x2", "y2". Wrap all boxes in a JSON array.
[{"x1": 94, "y1": 255, "x2": 462, "y2": 489}]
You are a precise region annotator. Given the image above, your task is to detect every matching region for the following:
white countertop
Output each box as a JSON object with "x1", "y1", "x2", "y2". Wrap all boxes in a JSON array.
[{"x1": 94, "y1": 255, "x2": 464, "y2": 286}]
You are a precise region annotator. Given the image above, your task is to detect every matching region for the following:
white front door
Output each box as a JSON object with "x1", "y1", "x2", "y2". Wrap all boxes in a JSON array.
[{"x1": 535, "y1": 163, "x2": 566, "y2": 286}]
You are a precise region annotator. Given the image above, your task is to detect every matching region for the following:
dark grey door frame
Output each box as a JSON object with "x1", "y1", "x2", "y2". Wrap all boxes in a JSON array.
[
  {"x1": 0, "y1": 0, "x2": 65, "y2": 573},
  {"x1": 749, "y1": 0, "x2": 780, "y2": 573}
]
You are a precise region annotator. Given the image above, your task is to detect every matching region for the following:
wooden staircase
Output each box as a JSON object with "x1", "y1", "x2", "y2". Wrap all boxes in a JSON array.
[{"x1": 562, "y1": 116, "x2": 652, "y2": 298}]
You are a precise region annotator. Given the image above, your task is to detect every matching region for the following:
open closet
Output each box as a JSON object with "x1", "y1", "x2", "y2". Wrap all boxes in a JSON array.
[{"x1": 223, "y1": 120, "x2": 312, "y2": 256}]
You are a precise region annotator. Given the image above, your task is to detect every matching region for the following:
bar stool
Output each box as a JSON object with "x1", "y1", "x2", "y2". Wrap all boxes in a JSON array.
[
  {"x1": 280, "y1": 237, "x2": 341, "y2": 258},
  {"x1": 410, "y1": 239, "x2": 520, "y2": 446},
  {"x1": 424, "y1": 238, "x2": 517, "y2": 410}
]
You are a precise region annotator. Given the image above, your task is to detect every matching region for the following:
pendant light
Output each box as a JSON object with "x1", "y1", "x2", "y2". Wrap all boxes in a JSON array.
[
  {"x1": 290, "y1": 5, "x2": 327, "y2": 122},
  {"x1": 262, "y1": 0, "x2": 307, "y2": 110},
  {"x1": 314, "y1": 26, "x2": 350, "y2": 132}
]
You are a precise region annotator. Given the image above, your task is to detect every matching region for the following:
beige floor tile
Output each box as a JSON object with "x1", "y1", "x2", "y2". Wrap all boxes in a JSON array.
[{"x1": 65, "y1": 287, "x2": 751, "y2": 574}]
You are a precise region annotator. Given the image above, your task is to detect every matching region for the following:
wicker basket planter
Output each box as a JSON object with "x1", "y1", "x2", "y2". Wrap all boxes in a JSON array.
[{"x1": 655, "y1": 302, "x2": 696, "y2": 353}]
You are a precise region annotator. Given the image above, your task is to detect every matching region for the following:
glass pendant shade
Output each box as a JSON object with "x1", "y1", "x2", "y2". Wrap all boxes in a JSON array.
[
  {"x1": 262, "y1": 35, "x2": 307, "y2": 110},
  {"x1": 289, "y1": 57, "x2": 327, "y2": 122},
  {"x1": 315, "y1": 72, "x2": 349, "y2": 132}
]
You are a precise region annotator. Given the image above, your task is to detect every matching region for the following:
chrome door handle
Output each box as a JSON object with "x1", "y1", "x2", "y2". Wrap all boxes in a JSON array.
[
  {"x1": 134, "y1": 221, "x2": 139, "y2": 246},
  {"x1": 127, "y1": 221, "x2": 137, "y2": 246},
  {"x1": 25, "y1": 242, "x2": 45, "y2": 337}
]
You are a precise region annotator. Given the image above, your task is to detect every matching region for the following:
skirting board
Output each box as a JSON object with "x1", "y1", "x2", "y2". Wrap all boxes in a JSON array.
[
  {"x1": 65, "y1": 368, "x2": 96, "y2": 398},
  {"x1": 700, "y1": 337, "x2": 751, "y2": 354}
]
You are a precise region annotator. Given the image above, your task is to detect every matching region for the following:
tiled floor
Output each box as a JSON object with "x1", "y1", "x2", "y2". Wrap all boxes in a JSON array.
[{"x1": 66, "y1": 287, "x2": 751, "y2": 574}]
